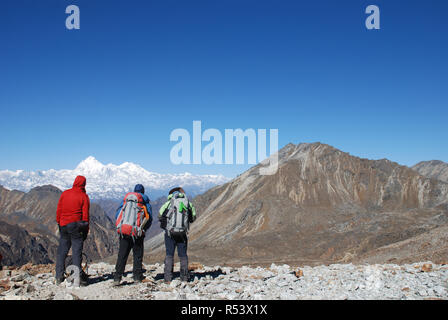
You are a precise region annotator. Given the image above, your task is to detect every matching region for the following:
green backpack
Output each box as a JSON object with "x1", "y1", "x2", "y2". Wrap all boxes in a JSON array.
[{"x1": 166, "y1": 191, "x2": 190, "y2": 237}]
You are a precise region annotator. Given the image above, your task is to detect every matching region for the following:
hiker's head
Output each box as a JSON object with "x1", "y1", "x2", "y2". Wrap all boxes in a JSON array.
[
  {"x1": 168, "y1": 191, "x2": 184, "y2": 200},
  {"x1": 168, "y1": 187, "x2": 185, "y2": 198},
  {"x1": 73, "y1": 176, "x2": 86, "y2": 189},
  {"x1": 134, "y1": 184, "x2": 145, "y2": 194}
]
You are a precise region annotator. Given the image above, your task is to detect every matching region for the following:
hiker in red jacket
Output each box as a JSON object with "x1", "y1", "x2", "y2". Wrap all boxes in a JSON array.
[{"x1": 55, "y1": 175, "x2": 90, "y2": 285}]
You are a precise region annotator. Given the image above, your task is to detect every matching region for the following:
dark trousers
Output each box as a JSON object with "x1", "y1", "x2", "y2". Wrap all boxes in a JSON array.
[
  {"x1": 55, "y1": 222, "x2": 84, "y2": 279},
  {"x1": 115, "y1": 235, "x2": 144, "y2": 278},
  {"x1": 164, "y1": 233, "x2": 188, "y2": 281}
]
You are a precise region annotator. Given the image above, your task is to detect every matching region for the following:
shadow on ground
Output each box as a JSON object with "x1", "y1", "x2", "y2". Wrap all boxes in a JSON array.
[
  {"x1": 85, "y1": 268, "x2": 226, "y2": 286},
  {"x1": 87, "y1": 269, "x2": 147, "y2": 286},
  {"x1": 153, "y1": 268, "x2": 226, "y2": 281}
]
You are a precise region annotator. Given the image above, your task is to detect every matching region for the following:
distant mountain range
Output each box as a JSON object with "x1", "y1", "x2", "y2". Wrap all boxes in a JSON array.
[
  {"x1": 0, "y1": 156, "x2": 230, "y2": 200},
  {"x1": 147, "y1": 143, "x2": 448, "y2": 266}
]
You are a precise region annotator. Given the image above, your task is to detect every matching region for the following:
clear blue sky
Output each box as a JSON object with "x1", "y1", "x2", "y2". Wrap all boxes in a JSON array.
[{"x1": 1, "y1": 0, "x2": 447, "y2": 177}]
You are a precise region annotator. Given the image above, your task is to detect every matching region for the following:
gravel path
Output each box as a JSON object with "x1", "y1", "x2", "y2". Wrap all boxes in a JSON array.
[{"x1": 1, "y1": 262, "x2": 447, "y2": 300}]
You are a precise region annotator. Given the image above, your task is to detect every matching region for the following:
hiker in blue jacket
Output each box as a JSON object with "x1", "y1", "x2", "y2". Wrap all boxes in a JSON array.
[
  {"x1": 114, "y1": 184, "x2": 152, "y2": 224},
  {"x1": 113, "y1": 184, "x2": 152, "y2": 286}
]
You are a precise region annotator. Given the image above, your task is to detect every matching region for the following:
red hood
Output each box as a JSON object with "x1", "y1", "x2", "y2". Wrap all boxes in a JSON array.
[{"x1": 73, "y1": 175, "x2": 86, "y2": 191}]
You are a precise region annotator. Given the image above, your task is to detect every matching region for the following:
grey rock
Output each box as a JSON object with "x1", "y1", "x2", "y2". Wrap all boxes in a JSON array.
[
  {"x1": 170, "y1": 280, "x2": 181, "y2": 288},
  {"x1": 433, "y1": 286, "x2": 446, "y2": 296},
  {"x1": 10, "y1": 274, "x2": 28, "y2": 282},
  {"x1": 417, "y1": 289, "x2": 428, "y2": 296},
  {"x1": 2, "y1": 261, "x2": 448, "y2": 301}
]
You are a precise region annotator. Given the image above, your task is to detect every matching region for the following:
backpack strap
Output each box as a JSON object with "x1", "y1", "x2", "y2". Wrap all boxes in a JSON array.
[{"x1": 167, "y1": 197, "x2": 175, "y2": 220}]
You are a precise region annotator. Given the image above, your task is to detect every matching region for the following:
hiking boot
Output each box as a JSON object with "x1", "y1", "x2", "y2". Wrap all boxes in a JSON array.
[
  {"x1": 80, "y1": 271, "x2": 89, "y2": 286},
  {"x1": 180, "y1": 269, "x2": 190, "y2": 282},
  {"x1": 113, "y1": 274, "x2": 122, "y2": 287},
  {"x1": 55, "y1": 276, "x2": 65, "y2": 285},
  {"x1": 133, "y1": 274, "x2": 145, "y2": 283},
  {"x1": 179, "y1": 256, "x2": 189, "y2": 282},
  {"x1": 80, "y1": 278, "x2": 88, "y2": 286}
]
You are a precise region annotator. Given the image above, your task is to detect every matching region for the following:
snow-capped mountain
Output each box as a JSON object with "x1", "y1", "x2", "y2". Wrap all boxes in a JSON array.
[{"x1": 0, "y1": 156, "x2": 230, "y2": 199}]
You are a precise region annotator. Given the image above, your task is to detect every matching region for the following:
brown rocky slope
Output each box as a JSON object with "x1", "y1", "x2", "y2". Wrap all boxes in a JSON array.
[
  {"x1": 0, "y1": 185, "x2": 118, "y2": 266},
  {"x1": 146, "y1": 143, "x2": 448, "y2": 266}
]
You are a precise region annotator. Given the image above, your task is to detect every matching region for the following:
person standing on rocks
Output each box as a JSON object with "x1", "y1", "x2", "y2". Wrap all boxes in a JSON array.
[
  {"x1": 55, "y1": 175, "x2": 90, "y2": 286},
  {"x1": 113, "y1": 184, "x2": 152, "y2": 286},
  {"x1": 159, "y1": 187, "x2": 196, "y2": 283}
]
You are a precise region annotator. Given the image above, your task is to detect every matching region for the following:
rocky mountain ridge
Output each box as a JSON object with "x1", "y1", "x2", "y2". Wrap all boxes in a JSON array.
[
  {"x1": 147, "y1": 142, "x2": 448, "y2": 266},
  {"x1": 412, "y1": 160, "x2": 448, "y2": 184}
]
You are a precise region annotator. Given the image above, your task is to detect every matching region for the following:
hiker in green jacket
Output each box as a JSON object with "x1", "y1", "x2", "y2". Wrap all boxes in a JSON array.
[{"x1": 159, "y1": 187, "x2": 196, "y2": 283}]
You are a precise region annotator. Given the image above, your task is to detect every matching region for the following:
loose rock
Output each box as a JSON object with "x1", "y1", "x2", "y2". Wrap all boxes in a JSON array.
[{"x1": 0, "y1": 261, "x2": 447, "y2": 300}]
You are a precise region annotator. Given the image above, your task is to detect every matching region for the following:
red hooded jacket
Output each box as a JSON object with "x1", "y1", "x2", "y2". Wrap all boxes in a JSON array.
[{"x1": 56, "y1": 176, "x2": 90, "y2": 227}]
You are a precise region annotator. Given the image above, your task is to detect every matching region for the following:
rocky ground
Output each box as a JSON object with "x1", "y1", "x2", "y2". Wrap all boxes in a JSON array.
[{"x1": 0, "y1": 262, "x2": 447, "y2": 300}]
